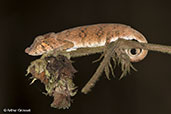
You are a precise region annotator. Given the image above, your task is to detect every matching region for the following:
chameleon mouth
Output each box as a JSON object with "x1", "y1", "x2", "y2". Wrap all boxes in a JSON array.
[{"x1": 25, "y1": 47, "x2": 44, "y2": 56}]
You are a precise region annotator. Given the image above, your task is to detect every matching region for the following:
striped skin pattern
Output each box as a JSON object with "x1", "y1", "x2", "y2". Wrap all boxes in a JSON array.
[{"x1": 25, "y1": 24, "x2": 148, "y2": 62}]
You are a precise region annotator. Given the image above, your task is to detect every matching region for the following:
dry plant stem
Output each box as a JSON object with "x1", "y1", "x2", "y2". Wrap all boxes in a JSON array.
[
  {"x1": 54, "y1": 39, "x2": 171, "y2": 58},
  {"x1": 41, "y1": 39, "x2": 171, "y2": 94},
  {"x1": 119, "y1": 39, "x2": 171, "y2": 54},
  {"x1": 81, "y1": 39, "x2": 171, "y2": 94},
  {"x1": 81, "y1": 44, "x2": 117, "y2": 94},
  {"x1": 139, "y1": 43, "x2": 171, "y2": 54}
]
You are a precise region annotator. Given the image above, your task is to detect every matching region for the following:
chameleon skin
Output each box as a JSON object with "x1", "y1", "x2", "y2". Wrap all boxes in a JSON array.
[{"x1": 25, "y1": 24, "x2": 148, "y2": 62}]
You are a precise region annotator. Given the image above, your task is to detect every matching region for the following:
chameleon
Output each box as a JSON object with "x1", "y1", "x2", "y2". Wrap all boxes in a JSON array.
[{"x1": 25, "y1": 23, "x2": 148, "y2": 62}]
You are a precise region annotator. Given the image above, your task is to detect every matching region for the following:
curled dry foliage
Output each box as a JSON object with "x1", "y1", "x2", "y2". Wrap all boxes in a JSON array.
[{"x1": 26, "y1": 55, "x2": 77, "y2": 109}]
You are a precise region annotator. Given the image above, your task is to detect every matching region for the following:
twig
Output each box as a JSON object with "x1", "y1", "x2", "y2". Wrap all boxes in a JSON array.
[
  {"x1": 81, "y1": 39, "x2": 171, "y2": 94},
  {"x1": 49, "y1": 39, "x2": 171, "y2": 58},
  {"x1": 81, "y1": 43, "x2": 118, "y2": 93},
  {"x1": 41, "y1": 39, "x2": 171, "y2": 94},
  {"x1": 118, "y1": 39, "x2": 171, "y2": 54}
]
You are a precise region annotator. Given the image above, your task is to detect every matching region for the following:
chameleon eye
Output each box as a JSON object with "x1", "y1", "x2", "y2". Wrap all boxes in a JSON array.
[
  {"x1": 125, "y1": 48, "x2": 147, "y2": 62},
  {"x1": 128, "y1": 48, "x2": 141, "y2": 56}
]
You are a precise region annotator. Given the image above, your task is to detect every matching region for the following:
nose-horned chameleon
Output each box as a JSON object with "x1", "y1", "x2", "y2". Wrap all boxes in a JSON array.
[{"x1": 25, "y1": 24, "x2": 148, "y2": 62}]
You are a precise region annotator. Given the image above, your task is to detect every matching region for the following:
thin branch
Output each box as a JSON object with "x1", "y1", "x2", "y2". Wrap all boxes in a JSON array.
[
  {"x1": 118, "y1": 39, "x2": 171, "y2": 54},
  {"x1": 41, "y1": 39, "x2": 171, "y2": 94},
  {"x1": 81, "y1": 44, "x2": 118, "y2": 93},
  {"x1": 49, "y1": 39, "x2": 171, "y2": 58},
  {"x1": 81, "y1": 39, "x2": 171, "y2": 94}
]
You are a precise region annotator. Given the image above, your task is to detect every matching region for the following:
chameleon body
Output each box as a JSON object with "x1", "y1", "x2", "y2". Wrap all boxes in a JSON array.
[{"x1": 25, "y1": 24, "x2": 148, "y2": 62}]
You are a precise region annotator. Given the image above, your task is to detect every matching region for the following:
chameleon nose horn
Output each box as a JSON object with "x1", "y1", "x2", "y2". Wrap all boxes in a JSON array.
[{"x1": 25, "y1": 47, "x2": 30, "y2": 54}]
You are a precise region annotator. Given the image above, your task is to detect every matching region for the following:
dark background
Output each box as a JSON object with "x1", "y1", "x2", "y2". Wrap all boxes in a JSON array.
[{"x1": 1, "y1": 0, "x2": 171, "y2": 114}]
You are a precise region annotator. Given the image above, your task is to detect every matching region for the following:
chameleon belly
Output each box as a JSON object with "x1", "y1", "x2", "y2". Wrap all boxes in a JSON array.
[{"x1": 25, "y1": 23, "x2": 148, "y2": 62}]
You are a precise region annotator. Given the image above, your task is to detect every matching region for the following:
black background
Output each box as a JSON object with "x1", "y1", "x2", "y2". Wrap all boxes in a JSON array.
[{"x1": 1, "y1": 0, "x2": 171, "y2": 114}]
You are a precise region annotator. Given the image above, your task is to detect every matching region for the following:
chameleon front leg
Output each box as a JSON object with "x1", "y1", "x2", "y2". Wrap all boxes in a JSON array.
[
  {"x1": 55, "y1": 39, "x2": 74, "y2": 51},
  {"x1": 41, "y1": 39, "x2": 74, "y2": 59}
]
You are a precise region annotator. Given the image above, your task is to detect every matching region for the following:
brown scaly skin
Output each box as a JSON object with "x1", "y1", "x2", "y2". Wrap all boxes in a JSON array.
[{"x1": 25, "y1": 23, "x2": 148, "y2": 62}]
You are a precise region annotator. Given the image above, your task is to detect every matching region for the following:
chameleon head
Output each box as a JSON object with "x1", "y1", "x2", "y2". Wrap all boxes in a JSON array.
[
  {"x1": 25, "y1": 34, "x2": 55, "y2": 56},
  {"x1": 25, "y1": 44, "x2": 46, "y2": 56}
]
